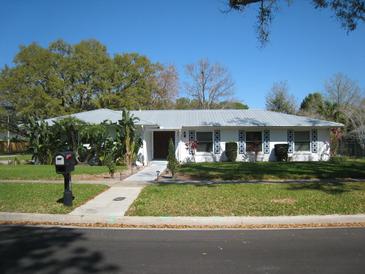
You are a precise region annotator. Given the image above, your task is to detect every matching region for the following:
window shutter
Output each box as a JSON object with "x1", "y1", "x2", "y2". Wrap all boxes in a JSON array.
[
  {"x1": 214, "y1": 130, "x2": 220, "y2": 154},
  {"x1": 287, "y1": 130, "x2": 294, "y2": 154},
  {"x1": 263, "y1": 130, "x2": 270, "y2": 154},
  {"x1": 311, "y1": 129, "x2": 318, "y2": 153},
  {"x1": 238, "y1": 130, "x2": 246, "y2": 154}
]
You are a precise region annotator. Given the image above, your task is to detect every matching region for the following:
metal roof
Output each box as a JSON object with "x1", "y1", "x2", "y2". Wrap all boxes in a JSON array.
[{"x1": 45, "y1": 108, "x2": 344, "y2": 128}]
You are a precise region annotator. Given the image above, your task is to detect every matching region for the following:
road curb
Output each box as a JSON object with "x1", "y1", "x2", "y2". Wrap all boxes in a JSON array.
[{"x1": 1, "y1": 212, "x2": 365, "y2": 228}]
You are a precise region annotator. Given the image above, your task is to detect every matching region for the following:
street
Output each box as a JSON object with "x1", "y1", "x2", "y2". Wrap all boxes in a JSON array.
[{"x1": 0, "y1": 225, "x2": 364, "y2": 274}]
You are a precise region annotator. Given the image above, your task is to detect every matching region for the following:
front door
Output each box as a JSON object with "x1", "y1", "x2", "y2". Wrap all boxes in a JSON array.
[{"x1": 153, "y1": 131, "x2": 175, "y2": 159}]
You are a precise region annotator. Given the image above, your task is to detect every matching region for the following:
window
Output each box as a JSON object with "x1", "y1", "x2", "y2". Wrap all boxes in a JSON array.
[
  {"x1": 294, "y1": 131, "x2": 310, "y2": 152},
  {"x1": 246, "y1": 131, "x2": 262, "y2": 152},
  {"x1": 196, "y1": 132, "x2": 213, "y2": 152}
]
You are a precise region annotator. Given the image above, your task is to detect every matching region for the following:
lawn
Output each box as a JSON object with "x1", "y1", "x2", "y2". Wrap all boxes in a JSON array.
[
  {"x1": 126, "y1": 182, "x2": 365, "y2": 216},
  {"x1": 0, "y1": 164, "x2": 111, "y2": 180},
  {"x1": 177, "y1": 159, "x2": 365, "y2": 181},
  {"x1": 0, "y1": 183, "x2": 108, "y2": 214}
]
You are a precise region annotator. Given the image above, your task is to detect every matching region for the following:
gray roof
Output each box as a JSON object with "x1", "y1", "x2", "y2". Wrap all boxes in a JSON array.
[{"x1": 45, "y1": 108, "x2": 343, "y2": 129}]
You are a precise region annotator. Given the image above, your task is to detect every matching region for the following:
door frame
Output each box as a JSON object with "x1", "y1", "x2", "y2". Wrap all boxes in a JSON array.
[{"x1": 152, "y1": 130, "x2": 176, "y2": 160}]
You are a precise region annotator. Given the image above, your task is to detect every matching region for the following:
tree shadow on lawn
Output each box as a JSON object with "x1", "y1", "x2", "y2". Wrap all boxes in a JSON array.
[
  {"x1": 179, "y1": 161, "x2": 365, "y2": 180},
  {"x1": 0, "y1": 225, "x2": 120, "y2": 274},
  {"x1": 156, "y1": 182, "x2": 218, "y2": 188},
  {"x1": 286, "y1": 181, "x2": 364, "y2": 195}
]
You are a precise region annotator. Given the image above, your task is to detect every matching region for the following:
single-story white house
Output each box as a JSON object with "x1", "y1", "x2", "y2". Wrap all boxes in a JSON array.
[{"x1": 45, "y1": 108, "x2": 343, "y2": 164}]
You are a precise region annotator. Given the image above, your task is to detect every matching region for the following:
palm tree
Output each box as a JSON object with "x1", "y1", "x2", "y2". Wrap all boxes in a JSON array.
[{"x1": 117, "y1": 109, "x2": 141, "y2": 173}]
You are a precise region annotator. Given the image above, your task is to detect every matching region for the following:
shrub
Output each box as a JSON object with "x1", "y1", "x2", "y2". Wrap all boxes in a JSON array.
[
  {"x1": 167, "y1": 139, "x2": 178, "y2": 177},
  {"x1": 102, "y1": 152, "x2": 116, "y2": 178},
  {"x1": 225, "y1": 142, "x2": 237, "y2": 162},
  {"x1": 274, "y1": 144, "x2": 289, "y2": 162}
]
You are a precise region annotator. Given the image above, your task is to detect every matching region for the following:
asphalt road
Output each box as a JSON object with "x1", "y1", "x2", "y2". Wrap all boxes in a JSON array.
[{"x1": 0, "y1": 226, "x2": 364, "y2": 274}]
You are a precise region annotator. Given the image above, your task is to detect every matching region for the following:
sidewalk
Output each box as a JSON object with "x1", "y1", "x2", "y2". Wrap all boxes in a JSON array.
[{"x1": 1, "y1": 212, "x2": 365, "y2": 228}]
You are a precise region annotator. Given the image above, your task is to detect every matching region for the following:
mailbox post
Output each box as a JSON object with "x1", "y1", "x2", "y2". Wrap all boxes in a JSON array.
[{"x1": 55, "y1": 151, "x2": 76, "y2": 206}]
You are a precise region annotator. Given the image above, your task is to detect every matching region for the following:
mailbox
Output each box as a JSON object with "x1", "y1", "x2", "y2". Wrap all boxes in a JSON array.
[
  {"x1": 54, "y1": 151, "x2": 76, "y2": 206},
  {"x1": 55, "y1": 151, "x2": 75, "y2": 174}
]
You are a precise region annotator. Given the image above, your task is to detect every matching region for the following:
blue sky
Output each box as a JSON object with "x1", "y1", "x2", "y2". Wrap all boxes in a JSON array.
[{"x1": 0, "y1": 0, "x2": 364, "y2": 108}]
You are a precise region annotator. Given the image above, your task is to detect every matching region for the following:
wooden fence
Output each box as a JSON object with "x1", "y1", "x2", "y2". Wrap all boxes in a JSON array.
[{"x1": 0, "y1": 141, "x2": 29, "y2": 153}]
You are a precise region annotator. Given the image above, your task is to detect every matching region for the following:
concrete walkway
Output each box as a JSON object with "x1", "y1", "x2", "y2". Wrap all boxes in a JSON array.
[
  {"x1": 123, "y1": 161, "x2": 167, "y2": 182},
  {"x1": 69, "y1": 185, "x2": 143, "y2": 217},
  {"x1": 68, "y1": 161, "x2": 168, "y2": 217}
]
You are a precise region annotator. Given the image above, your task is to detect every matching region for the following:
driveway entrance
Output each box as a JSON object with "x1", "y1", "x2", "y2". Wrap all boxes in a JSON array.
[{"x1": 153, "y1": 131, "x2": 175, "y2": 159}]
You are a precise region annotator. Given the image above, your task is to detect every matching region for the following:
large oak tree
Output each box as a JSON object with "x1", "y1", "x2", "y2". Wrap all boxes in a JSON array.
[{"x1": 0, "y1": 40, "x2": 179, "y2": 126}]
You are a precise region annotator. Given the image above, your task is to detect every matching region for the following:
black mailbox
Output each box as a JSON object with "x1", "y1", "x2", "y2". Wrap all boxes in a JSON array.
[
  {"x1": 55, "y1": 151, "x2": 75, "y2": 174},
  {"x1": 55, "y1": 151, "x2": 76, "y2": 206}
]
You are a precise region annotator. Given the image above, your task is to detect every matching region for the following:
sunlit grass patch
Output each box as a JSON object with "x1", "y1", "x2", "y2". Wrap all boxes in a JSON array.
[
  {"x1": 127, "y1": 182, "x2": 365, "y2": 216},
  {"x1": 0, "y1": 165, "x2": 110, "y2": 180},
  {"x1": 0, "y1": 183, "x2": 108, "y2": 214}
]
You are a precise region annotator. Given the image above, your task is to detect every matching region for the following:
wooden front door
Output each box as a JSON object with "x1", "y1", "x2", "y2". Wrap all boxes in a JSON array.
[{"x1": 153, "y1": 131, "x2": 175, "y2": 159}]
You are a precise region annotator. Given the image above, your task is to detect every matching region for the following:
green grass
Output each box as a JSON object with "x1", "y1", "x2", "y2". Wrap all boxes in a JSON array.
[
  {"x1": 0, "y1": 183, "x2": 108, "y2": 214},
  {"x1": 126, "y1": 182, "x2": 365, "y2": 216},
  {"x1": 177, "y1": 159, "x2": 365, "y2": 180},
  {"x1": 0, "y1": 164, "x2": 110, "y2": 180}
]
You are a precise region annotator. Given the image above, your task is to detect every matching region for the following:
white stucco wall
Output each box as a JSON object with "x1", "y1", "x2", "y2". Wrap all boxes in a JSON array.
[
  {"x1": 140, "y1": 127, "x2": 332, "y2": 164},
  {"x1": 137, "y1": 127, "x2": 153, "y2": 165},
  {"x1": 174, "y1": 127, "x2": 331, "y2": 163}
]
